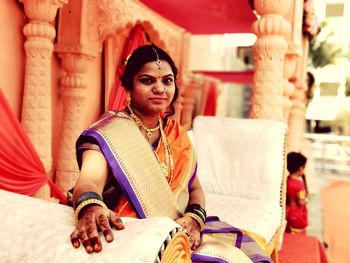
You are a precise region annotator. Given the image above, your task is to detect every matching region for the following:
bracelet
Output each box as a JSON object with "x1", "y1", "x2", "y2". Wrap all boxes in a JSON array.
[
  {"x1": 74, "y1": 199, "x2": 107, "y2": 225},
  {"x1": 184, "y1": 212, "x2": 205, "y2": 231},
  {"x1": 74, "y1": 191, "x2": 103, "y2": 210},
  {"x1": 185, "y1": 204, "x2": 207, "y2": 223}
]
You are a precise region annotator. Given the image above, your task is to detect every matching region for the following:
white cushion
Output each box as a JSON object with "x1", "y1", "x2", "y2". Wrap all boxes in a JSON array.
[
  {"x1": 0, "y1": 190, "x2": 181, "y2": 263},
  {"x1": 192, "y1": 116, "x2": 287, "y2": 243}
]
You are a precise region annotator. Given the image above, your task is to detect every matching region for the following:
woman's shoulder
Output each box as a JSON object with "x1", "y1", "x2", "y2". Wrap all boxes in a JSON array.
[{"x1": 88, "y1": 110, "x2": 129, "y2": 130}]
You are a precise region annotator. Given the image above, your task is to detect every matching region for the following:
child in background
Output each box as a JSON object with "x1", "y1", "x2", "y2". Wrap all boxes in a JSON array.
[{"x1": 285, "y1": 152, "x2": 308, "y2": 235}]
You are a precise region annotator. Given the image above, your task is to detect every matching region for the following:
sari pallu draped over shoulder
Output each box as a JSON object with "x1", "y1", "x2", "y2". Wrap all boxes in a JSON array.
[{"x1": 76, "y1": 111, "x2": 273, "y2": 263}]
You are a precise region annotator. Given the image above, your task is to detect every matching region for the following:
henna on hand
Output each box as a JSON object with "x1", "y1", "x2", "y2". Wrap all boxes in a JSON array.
[{"x1": 70, "y1": 206, "x2": 124, "y2": 253}]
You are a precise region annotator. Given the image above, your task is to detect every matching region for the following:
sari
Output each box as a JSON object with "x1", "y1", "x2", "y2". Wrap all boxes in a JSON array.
[{"x1": 76, "y1": 111, "x2": 273, "y2": 263}]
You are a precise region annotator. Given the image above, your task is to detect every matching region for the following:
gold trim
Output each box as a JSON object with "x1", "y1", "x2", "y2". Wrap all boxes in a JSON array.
[
  {"x1": 160, "y1": 231, "x2": 191, "y2": 263},
  {"x1": 93, "y1": 113, "x2": 181, "y2": 219}
]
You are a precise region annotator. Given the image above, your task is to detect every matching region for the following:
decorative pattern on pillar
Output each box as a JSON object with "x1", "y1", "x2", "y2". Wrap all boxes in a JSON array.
[
  {"x1": 55, "y1": 54, "x2": 90, "y2": 191},
  {"x1": 249, "y1": 0, "x2": 291, "y2": 120},
  {"x1": 20, "y1": 0, "x2": 67, "y2": 173}
]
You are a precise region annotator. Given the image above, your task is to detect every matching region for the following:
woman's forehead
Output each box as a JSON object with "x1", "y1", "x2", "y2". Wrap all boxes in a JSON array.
[{"x1": 137, "y1": 60, "x2": 173, "y2": 76}]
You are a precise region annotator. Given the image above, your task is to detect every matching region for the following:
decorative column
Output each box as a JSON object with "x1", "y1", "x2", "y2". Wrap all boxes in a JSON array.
[
  {"x1": 249, "y1": 1, "x2": 291, "y2": 121},
  {"x1": 286, "y1": 36, "x2": 309, "y2": 152},
  {"x1": 54, "y1": 53, "x2": 92, "y2": 191},
  {"x1": 55, "y1": 0, "x2": 102, "y2": 191},
  {"x1": 174, "y1": 32, "x2": 191, "y2": 122},
  {"x1": 282, "y1": 0, "x2": 304, "y2": 123},
  {"x1": 181, "y1": 78, "x2": 198, "y2": 128},
  {"x1": 19, "y1": 0, "x2": 67, "y2": 174}
]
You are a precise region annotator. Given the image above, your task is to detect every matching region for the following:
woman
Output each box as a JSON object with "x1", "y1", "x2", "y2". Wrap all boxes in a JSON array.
[{"x1": 70, "y1": 45, "x2": 272, "y2": 263}]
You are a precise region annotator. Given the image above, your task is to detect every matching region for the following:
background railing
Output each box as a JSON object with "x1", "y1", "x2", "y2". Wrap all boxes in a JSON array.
[{"x1": 304, "y1": 133, "x2": 350, "y2": 176}]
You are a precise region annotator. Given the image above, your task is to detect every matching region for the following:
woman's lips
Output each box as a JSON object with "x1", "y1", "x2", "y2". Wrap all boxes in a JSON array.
[{"x1": 149, "y1": 98, "x2": 166, "y2": 104}]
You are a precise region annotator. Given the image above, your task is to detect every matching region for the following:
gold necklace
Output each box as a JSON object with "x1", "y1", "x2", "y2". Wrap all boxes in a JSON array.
[
  {"x1": 127, "y1": 106, "x2": 160, "y2": 140},
  {"x1": 158, "y1": 119, "x2": 174, "y2": 185}
]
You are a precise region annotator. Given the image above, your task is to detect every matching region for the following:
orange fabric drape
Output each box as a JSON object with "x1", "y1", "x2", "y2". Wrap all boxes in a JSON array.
[
  {"x1": 0, "y1": 89, "x2": 66, "y2": 203},
  {"x1": 107, "y1": 24, "x2": 146, "y2": 111}
]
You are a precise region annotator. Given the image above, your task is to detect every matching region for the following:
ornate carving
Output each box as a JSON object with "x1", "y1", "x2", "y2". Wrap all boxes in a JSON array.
[
  {"x1": 20, "y1": 0, "x2": 67, "y2": 22},
  {"x1": 96, "y1": 0, "x2": 184, "y2": 65},
  {"x1": 20, "y1": 0, "x2": 67, "y2": 175},
  {"x1": 97, "y1": 0, "x2": 134, "y2": 40},
  {"x1": 55, "y1": 53, "x2": 90, "y2": 191},
  {"x1": 250, "y1": 0, "x2": 292, "y2": 121}
]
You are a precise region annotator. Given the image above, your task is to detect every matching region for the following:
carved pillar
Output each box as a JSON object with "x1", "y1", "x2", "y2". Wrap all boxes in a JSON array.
[
  {"x1": 249, "y1": 1, "x2": 291, "y2": 120},
  {"x1": 55, "y1": 0, "x2": 102, "y2": 191},
  {"x1": 174, "y1": 32, "x2": 191, "y2": 122},
  {"x1": 19, "y1": 0, "x2": 67, "y2": 173},
  {"x1": 173, "y1": 81, "x2": 184, "y2": 122},
  {"x1": 55, "y1": 53, "x2": 92, "y2": 191},
  {"x1": 282, "y1": 0, "x2": 304, "y2": 123},
  {"x1": 286, "y1": 36, "x2": 309, "y2": 152},
  {"x1": 181, "y1": 79, "x2": 197, "y2": 128}
]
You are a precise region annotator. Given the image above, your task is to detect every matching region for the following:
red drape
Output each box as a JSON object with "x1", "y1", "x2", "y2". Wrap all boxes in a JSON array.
[
  {"x1": 107, "y1": 24, "x2": 146, "y2": 111},
  {"x1": 0, "y1": 89, "x2": 66, "y2": 203},
  {"x1": 203, "y1": 81, "x2": 217, "y2": 116}
]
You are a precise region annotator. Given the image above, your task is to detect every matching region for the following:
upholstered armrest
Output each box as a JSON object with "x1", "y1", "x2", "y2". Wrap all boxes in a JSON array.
[
  {"x1": 191, "y1": 116, "x2": 287, "y2": 246},
  {"x1": 0, "y1": 190, "x2": 190, "y2": 263}
]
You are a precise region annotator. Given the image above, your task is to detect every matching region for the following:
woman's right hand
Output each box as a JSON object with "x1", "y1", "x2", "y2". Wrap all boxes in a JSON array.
[{"x1": 70, "y1": 205, "x2": 124, "y2": 253}]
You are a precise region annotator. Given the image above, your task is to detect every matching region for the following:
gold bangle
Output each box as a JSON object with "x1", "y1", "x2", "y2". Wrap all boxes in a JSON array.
[
  {"x1": 74, "y1": 199, "x2": 107, "y2": 225},
  {"x1": 184, "y1": 212, "x2": 205, "y2": 231}
]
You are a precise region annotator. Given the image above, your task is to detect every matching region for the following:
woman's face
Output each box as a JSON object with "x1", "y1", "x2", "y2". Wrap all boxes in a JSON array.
[{"x1": 131, "y1": 60, "x2": 176, "y2": 116}]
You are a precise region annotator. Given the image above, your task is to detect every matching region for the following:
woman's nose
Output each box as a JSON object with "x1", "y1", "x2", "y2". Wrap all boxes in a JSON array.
[{"x1": 153, "y1": 81, "x2": 166, "y2": 93}]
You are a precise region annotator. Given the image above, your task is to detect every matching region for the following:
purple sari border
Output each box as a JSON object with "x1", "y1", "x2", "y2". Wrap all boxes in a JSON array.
[
  {"x1": 203, "y1": 227, "x2": 241, "y2": 235},
  {"x1": 250, "y1": 254, "x2": 274, "y2": 263},
  {"x1": 235, "y1": 232, "x2": 243, "y2": 248},
  {"x1": 191, "y1": 253, "x2": 229, "y2": 263},
  {"x1": 82, "y1": 129, "x2": 147, "y2": 219},
  {"x1": 206, "y1": 216, "x2": 220, "y2": 222},
  {"x1": 187, "y1": 163, "x2": 198, "y2": 189}
]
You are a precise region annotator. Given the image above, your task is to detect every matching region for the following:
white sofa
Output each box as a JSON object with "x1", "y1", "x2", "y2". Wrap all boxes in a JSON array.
[{"x1": 191, "y1": 116, "x2": 287, "y2": 261}]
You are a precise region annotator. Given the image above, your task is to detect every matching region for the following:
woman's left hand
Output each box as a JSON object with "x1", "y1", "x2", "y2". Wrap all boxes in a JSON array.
[{"x1": 176, "y1": 216, "x2": 202, "y2": 250}]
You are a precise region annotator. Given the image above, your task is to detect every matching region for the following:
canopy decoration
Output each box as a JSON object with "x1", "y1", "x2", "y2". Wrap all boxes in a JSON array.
[
  {"x1": 139, "y1": 0, "x2": 257, "y2": 34},
  {"x1": 0, "y1": 89, "x2": 66, "y2": 203},
  {"x1": 193, "y1": 70, "x2": 254, "y2": 84}
]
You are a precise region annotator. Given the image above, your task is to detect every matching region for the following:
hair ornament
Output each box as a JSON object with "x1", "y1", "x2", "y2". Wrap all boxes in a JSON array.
[{"x1": 152, "y1": 47, "x2": 162, "y2": 69}]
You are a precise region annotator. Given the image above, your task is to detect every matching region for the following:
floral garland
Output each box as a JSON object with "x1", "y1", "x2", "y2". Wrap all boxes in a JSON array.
[{"x1": 303, "y1": 0, "x2": 319, "y2": 39}]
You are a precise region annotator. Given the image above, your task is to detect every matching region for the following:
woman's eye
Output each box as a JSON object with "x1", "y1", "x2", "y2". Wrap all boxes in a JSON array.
[
  {"x1": 140, "y1": 78, "x2": 153, "y2": 85},
  {"x1": 163, "y1": 78, "x2": 174, "y2": 85}
]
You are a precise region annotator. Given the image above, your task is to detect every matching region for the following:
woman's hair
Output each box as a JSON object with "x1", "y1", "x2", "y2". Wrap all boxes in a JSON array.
[
  {"x1": 287, "y1": 152, "x2": 307, "y2": 174},
  {"x1": 121, "y1": 44, "x2": 179, "y2": 117}
]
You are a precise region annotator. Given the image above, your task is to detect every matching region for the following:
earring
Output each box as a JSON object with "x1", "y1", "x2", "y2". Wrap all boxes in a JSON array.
[{"x1": 125, "y1": 92, "x2": 131, "y2": 107}]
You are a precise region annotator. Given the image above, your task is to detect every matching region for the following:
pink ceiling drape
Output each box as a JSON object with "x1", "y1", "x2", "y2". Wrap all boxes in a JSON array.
[{"x1": 0, "y1": 89, "x2": 66, "y2": 203}]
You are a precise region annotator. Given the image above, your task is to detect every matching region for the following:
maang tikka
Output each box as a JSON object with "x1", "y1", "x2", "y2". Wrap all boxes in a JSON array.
[{"x1": 152, "y1": 47, "x2": 162, "y2": 69}]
